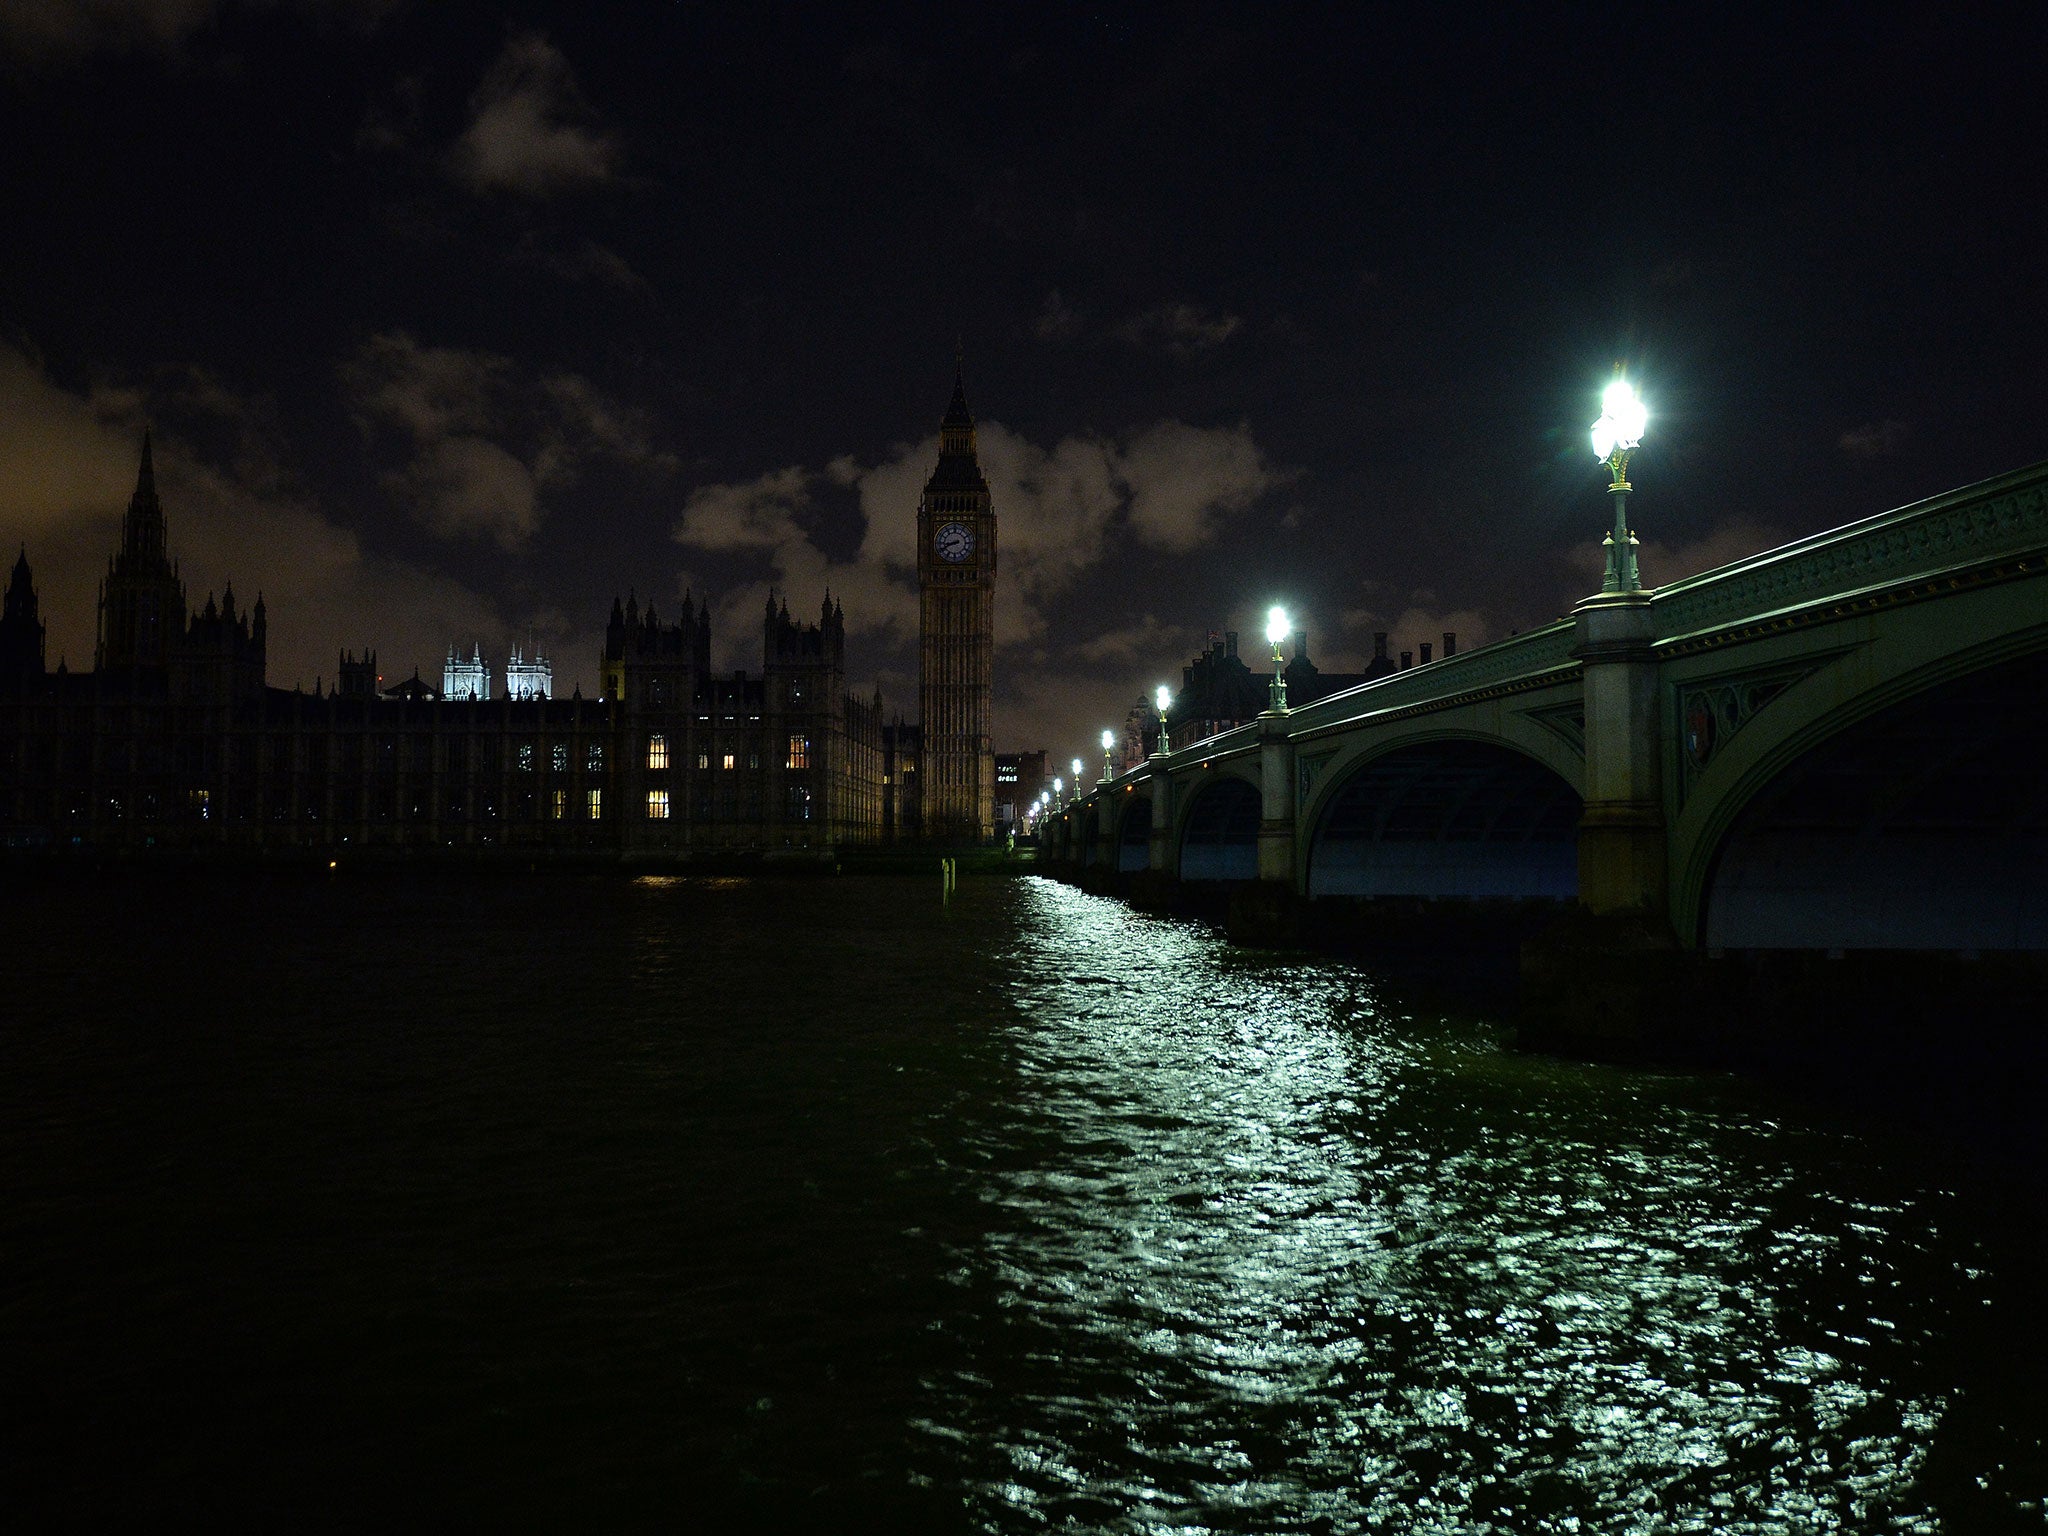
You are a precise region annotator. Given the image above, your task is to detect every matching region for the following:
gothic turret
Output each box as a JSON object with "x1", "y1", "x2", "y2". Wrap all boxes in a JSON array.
[
  {"x1": 97, "y1": 432, "x2": 186, "y2": 673},
  {"x1": 123, "y1": 430, "x2": 167, "y2": 563},
  {"x1": 0, "y1": 546, "x2": 47, "y2": 692},
  {"x1": 929, "y1": 371, "x2": 989, "y2": 493}
]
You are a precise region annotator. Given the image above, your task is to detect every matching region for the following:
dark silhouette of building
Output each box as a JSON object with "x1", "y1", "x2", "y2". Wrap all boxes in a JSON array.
[
  {"x1": 1158, "y1": 625, "x2": 1458, "y2": 752},
  {"x1": 1, "y1": 547, "x2": 47, "y2": 693},
  {"x1": 881, "y1": 720, "x2": 922, "y2": 842},
  {"x1": 0, "y1": 437, "x2": 883, "y2": 854},
  {"x1": 916, "y1": 374, "x2": 996, "y2": 842}
]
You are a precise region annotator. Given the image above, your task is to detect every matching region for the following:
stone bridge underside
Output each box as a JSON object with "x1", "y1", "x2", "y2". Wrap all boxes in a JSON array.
[
  {"x1": 1308, "y1": 741, "x2": 1580, "y2": 899},
  {"x1": 1704, "y1": 648, "x2": 2048, "y2": 949}
]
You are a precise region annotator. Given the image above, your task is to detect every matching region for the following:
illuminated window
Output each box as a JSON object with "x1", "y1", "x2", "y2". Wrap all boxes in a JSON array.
[
  {"x1": 188, "y1": 788, "x2": 210, "y2": 820},
  {"x1": 647, "y1": 733, "x2": 668, "y2": 770},
  {"x1": 697, "y1": 752, "x2": 709, "y2": 770},
  {"x1": 551, "y1": 789, "x2": 567, "y2": 820},
  {"x1": 721, "y1": 752, "x2": 736, "y2": 771},
  {"x1": 748, "y1": 753, "x2": 759, "y2": 770},
  {"x1": 587, "y1": 741, "x2": 604, "y2": 771},
  {"x1": 517, "y1": 742, "x2": 534, "y2": 772},
  {"x1": 647, "y1": 789, "x2": 670, "y2": 819},
  {"x1": 551, "y1": 742, "x2": 569, "y2": 772},
  {"x1": 586, "y1": 788, "x2": 603, "y2": 820}
]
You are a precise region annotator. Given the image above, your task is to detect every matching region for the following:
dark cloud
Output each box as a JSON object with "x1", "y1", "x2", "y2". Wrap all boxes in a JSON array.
[
  {"x1": 355, "y1": 70, "x2": 423, "y2": 153},
  {"x1": 510, "y1": 233, "x2": 645, "y2": 289},
  {"x1": 1116, "y1": 302, "x2": 1243, "y2": 357},
  {"x1": 450, "y1": 32, "x2": 620, "y2": 195},
  {"x1": 0, "y1": 0, "x2": 402, "y2": 64},
  {"x1": 1839, "y1": 419, "x2": 1910, "y2": 460},
  {"x1": 343, "y1": 331, "x2": 666, "y2": 548},
  {"x1": 1034, "y1": 290, "x2": 1083, "y2": 343}
]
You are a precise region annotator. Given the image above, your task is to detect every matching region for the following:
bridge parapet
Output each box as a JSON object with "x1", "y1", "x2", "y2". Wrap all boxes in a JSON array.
[
  {"x1": 1284, "y1": 620, "x2": 1580, "y2": 736},
  {"x1": 1650, "y1": 459, "x2": 2048, "y2": 639}
]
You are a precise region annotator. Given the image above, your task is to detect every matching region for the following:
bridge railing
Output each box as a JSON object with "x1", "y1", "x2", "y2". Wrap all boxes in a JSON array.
[
  {"x1": 1076, "y1": 461, "x2": 2048, "y2": 813},
  {"x1": 1282, "y1": 618, "x2": 1581, "y2": 739},
  {"x1": 1083, "y1": 617, "x2": 1585, "y2": 799},
  {"x1": 1650, "y1": 458, "x2": 2048, "y2": 640}
]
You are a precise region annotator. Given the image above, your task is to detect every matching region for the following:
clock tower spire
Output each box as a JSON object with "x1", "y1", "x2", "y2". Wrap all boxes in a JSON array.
[{"x1": 917, "y1": 369, "x2": 996, "y2": 842}]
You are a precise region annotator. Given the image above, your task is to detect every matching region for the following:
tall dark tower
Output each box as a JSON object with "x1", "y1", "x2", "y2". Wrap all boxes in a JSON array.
[
  {"x1": 917, "y1": 373, "x2": 997, "y2": 842},
  {"x1": 0, "y1": 547, "x2": 47, "y2": 693},
  {"x1": 96, "y1": 432, "x2": 186, "y2": 674}
]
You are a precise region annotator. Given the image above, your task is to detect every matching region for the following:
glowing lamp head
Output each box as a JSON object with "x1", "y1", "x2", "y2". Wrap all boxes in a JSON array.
[
  {"x1": 1052, "y1": 778, "x2": 1062, "y2": 795},
  {"x1": 1071, "y1": 757, "x2": 1084, "y2": 779},
  {"x1": 1155, "y1": 685, "x2": 1172, "y2": 714},
  {"x1": 1265, "y1": 605, "x2": 1291, "y2": 647},
  {"x1": 1592, "y1": 377, "x2": 1648, "y2": 462},
  {"x1": 1101, "y1": 728, "x2": 1116, "y2": 751}
]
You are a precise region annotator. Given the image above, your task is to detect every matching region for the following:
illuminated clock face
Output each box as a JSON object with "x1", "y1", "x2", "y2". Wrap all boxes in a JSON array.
[{"x1": 935, "y1": 522, "x2": 974, "y2": 563}]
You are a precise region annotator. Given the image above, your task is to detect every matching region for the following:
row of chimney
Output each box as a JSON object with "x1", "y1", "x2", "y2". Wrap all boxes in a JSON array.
[{"x1": 1371, "y1": 630, "x2": 1457, "y2": 670}]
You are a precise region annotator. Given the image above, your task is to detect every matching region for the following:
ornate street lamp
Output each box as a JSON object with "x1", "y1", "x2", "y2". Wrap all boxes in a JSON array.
[
  {"x1": 1070, "y1": 758, "x2": 1084, "y2": 802},
  {"x1": 1052, "y1": 776, "x2": 1063, "y2": 808},
  {"x1": 1100, "y1": 728, "x2": 1116, "y2": 783},
  {"x1": 1591, "y1": 374, "x2": 1649, "y2": 592},
  {"x1": 1154, "y1": 684, "x2": 1173, "y2": 757},
  {"x1": 1265, "y1": 604, "x2": 1291, "y2": 712}
]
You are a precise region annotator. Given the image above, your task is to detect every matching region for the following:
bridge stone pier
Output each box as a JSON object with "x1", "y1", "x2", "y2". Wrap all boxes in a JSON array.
[{"x1": 1042, "y1": 461, "x2": 2048, "y2": 1056}]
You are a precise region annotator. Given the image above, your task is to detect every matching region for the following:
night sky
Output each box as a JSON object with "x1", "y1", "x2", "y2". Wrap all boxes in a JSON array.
[{"x1": 3, "y1": 3, "x2": 2042, "y2": 752}]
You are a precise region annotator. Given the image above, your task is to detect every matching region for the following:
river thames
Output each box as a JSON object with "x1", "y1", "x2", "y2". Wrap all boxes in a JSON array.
[{"x1": 2, "y1": 873, "x2": 2041, "y2": 1530}]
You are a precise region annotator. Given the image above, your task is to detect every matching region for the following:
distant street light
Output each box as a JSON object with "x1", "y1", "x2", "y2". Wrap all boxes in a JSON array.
[
  {"x1": 1591, "y1": 374, "x2": 1649, "y2": 592},
  {"x1": 1154, "y1": 684, "x2": 1173, "y2": 757},
  {"x1": 1100, "y1": 728, "x2": 1116, "y2": 783},
  {"x1": 1265, "y1": 604, "x2": 1291, "y2": 712},
  {"x1": 1053, "y1": 777, "x2": 1063, "y2": 807},
  {"x1": 1070, "y1": 758, "x2": 1084, "y2": 802}
]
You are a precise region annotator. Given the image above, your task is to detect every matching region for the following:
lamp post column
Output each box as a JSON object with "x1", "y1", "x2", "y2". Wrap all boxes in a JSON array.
[
  {"x1": 1257, "y1": 606, "x2": 1297, "y2": 885},
  {"x1": 1578, "y1": 376, "x2": 1663, "y2": 915},
  {"x1": 1256, "y1": 711, "x2": 1296, "y2": 884},
  {"x1": 1604, "y1": 479, "x2": 1640, "y2": 592},
  {"x1": 1574, "y1": 591, "x2": 1664, "y2": 914},
  {"x1": 1148, "y1": 686, "x2": 1174, "y2": 874}
]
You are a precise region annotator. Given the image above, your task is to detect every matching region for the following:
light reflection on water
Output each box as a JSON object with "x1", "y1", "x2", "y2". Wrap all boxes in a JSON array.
[
  {"x1": 921, "y1": 879, "x2": 1977, "y2": 1533},
  {"x1": 0, "y1": 872, "x2": 2037, "y2": 1529}
]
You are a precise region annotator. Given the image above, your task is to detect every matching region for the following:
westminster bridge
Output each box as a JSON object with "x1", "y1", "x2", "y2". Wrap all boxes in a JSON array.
[{"x1": 1040, "y1": 460, "x2": 2048, "y2": 1049}]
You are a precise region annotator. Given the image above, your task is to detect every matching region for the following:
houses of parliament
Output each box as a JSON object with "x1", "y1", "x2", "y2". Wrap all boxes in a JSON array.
[{"x1": 0, "y1": 381, "x2": 1001, "y2": 856}]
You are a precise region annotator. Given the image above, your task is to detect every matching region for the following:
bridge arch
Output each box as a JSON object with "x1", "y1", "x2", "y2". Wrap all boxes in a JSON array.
[
  {"x1": 1679, "y1": 635, "x2": 2048, "y2": 949},
  {"x1": 1174, "y1": 771, "x2": 1262, "y2": 881},
  {"x1": 1115, "y1": 792, "x2": 1153, "y2": 873},
  {"x1": 1305, "y1": 734, "x2": 1582, "y2": 899}
]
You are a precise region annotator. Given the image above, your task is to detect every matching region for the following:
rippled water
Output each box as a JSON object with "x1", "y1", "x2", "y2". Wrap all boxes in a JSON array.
[{"x1": 1, "y1": 873, "x2": 2040, "y2": 1529}]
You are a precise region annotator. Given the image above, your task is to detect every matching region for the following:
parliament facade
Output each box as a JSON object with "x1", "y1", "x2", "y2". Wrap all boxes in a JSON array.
[
  {"x1": 1, "y1": 374, "x2": 1009, "y2": 857},
  {"x1": 0, "y1": 436, "x2": 884, "y2": 857}
]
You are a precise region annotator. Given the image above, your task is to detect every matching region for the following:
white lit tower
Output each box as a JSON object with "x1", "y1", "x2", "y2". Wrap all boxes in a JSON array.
[
  {"x1": 443, "y1": 643, "x2": 491, "y2": 700},
  {"x1": 506, "y1": 643, "x2": 551, "y2": 700}
]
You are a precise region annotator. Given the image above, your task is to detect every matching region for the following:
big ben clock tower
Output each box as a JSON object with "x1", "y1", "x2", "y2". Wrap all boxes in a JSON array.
[{"x1": 917, "y1": 373, "x2": 996, "y2": 842}]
